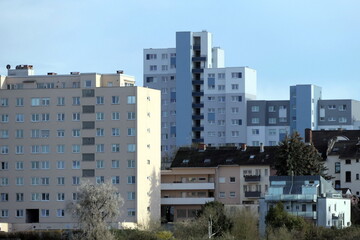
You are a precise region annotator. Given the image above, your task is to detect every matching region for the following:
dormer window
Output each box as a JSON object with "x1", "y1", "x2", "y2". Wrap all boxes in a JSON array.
[
  {"x1": 182, "y1": 159, "x2": 189, "y2": 164},
  {"x1": 226, "y1": 159, "x2": 233, "y2": 163},
  {"x1": 204, "y1": 159, "x2": 211, "y2": 164},
  {"x1": 249, "y1": 155, "x2": 255, "y2": 159}
]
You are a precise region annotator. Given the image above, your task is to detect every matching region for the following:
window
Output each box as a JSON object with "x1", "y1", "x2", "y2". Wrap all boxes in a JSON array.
[
  {"x1": 339, "y1": 105, "x2": 347, "y2": 111},
  {"x1": 1, "y1": 193, "x2": 8, "y2": 202},
  {"x1": 230, "y1": 177, "x2": 236, "y2": 183},
  {"x1": 218, "y1": 85, "x2": 225, "y2": 90},
  {"x1": 112, "y1": 176, "x2": 120, "y2": 184},
  {"x1": 0, "y1": 162, "x2": 8, "y2": 170},
  {"x1": 1, "y1": 114, "x2": 9, "y2": 123},
  {"x1": 41, "y1": 209, "x2": 50, "y2": 217},
  {"x1": 16, "y1": 129, "x2": 23, "y2": 138},
  {"x1": 16, "y1": 193, "x2": 24, "y2": 202},
  {"x1": 14, "y1": 162, "x2": 23, "y2": 171},
  {"x1": 72, "y1": 145, "x2": 80, "y2": 153},
  {"x1": 57, "y1": 177, "x2": 65, "y2": 185},
  {"x1": 230, "y1": 192, "x2": 236, "y2": 198},
  {"x1": 41, "y1": 193, "x2": 50, "y2": 201},
  {"x1": 41, "y1": 161, "x2": 50, "y2": 169},
  {"x1": 112, "y1": 144, "x2": 120, "y2": 152},
  {"x1": 57, "y1": 97, "x2": 65, "y2": 106},
  {"x1": 268, "y1": 106, "x2": 276, "y2": 112},
  {"x1": 72, "y1": 129, "x2": 80, "y2": 137},
  {"x1": 339, "y1": 117, "x2": 347, "y2": 123},
  {"x1": 231, "y1": 72, "x2": 242, "y2": 78},
  {"x1": 269, "y1": 118, "x2": 276, "y2": 124},
  {"x1": 279, "y1": 117, "x2": 287, "y2": 122},
  {"x1": 96, "y1": 96, "x2": 104, "y2": 104},
  {"x1": 127, "y1": 144, "x2": 136, "y2": 152},
  {"x1": 1, "y1": 146, "x2": 8, "y2": 154},
  {"x1": 328, "y1": 105, "x2": 336, "y2": 110},
  {"x1": 16, "y1": 114, "x2": 24, "y2": 122},
  {"x1": 127, "y1": 192, "x2": 135, "y2": 200},
  {"x1": 111, "y1": 128, "x2": 120, "y2": 136},
  {"x1": 96, "y1": 144, "x2": 104, "y2": 152},
  {"x1": 1, "y1": 177, "x2": 9, "y2": 186},
  {"x1": 16, "y1": 209, "x2": 24, "y2": 217},
  {"x1": 231, "y1": 96, "x2": 242, "y2": 102},
  {"x1": 112, "y1": 112, "x2": 120, "y2": 120},
  {"x1": 345, "y1": 159, "x2": 351, "y2": 165},
  {"x1": 150, "y1": 65, "x2": 157, "y2": 71},
  {"x1": 127, "y1": 128, "x2": 136, "y2": 136},
  {"x1": 328, "y1": 117, "x2": 336, "y2": 122},
  {"x1": 218, "y1": 96, "x2": 225, "y2": 102},
  {"x1": 252, "y1": 129, "x2": 259, "y2": 135},
  {"x1": 16, "y1": 145, "x2": 24, "y2": 154},
  {"x1": 1, "y1": 210, "x2": 8, "y2": 218},
  {"x1": 0, "y1": 130, "x2": 8, "y2": 138},
  {"x1": 208, "y1": 96, "x2": 215, "y2": 101},
  {"x1": 96, "y1": 112, "x2": 104, "y2": 120},
  {"x1": 96, "y1": 176, "x2": 105, "y2": 184},
  {"x1": 57, "y1": 113, "x2": 65, "y2": 121},
  {"x1": 161, "y1": 65, "x2": 168, "y2": 71},
  {"x1": 72, "y1": 176, "x2": 80, "y2": 185},
  {"x1": 252, "y1": 141, "x2": 260, "y2": 146},
  {"x1": 127, "y1": 208, "x2": 136, "y2": 216},
  {"x1": 111, "y1": 160, "x2": 120, "y2": 168},
  {"x1": 146, "y1": 54, "x2": 157, "y2": 60},
  {"x1": 231, "y1": 84, "x2": 239, "y2": 90},
  {"x1": 127, "y1": 96, "x2": 136, "y2": 104},
  {"x1": 72, "y1": 112, "x2": 80, "y2": 121},
  {"x1": 16, "y1": 98, "x2": 24, "y2": 106},
  {"x1": 218, "y1": 73, "x2": 225, "y2": 79},
  {"x1": 96, "y1": 128, "x2": 104, "y2": 136},
  {"x1": 127, "y1": 176, "x2": 136, "y2": 184},
  {"x1": 112, "y1": 96, "x2": 120, "y2": 104},
  {"x1": 251, "y1": 106, "x2": 259, "y2": 112},
  {"x1": 0, "y1": 98, "x2": 9, "y2": 107},
  {"x1": 72, "y1": 97, "x2": 80, "y2": 105},
  {"x1": 72, "y1": 160, "x2": 80, "y2": 169},
  {"x1": 127, "y1": 160, "x2": 135, "y2": 168},
  {"x1": 219, "y1": 192, "x2": 226, "y2": 198},
  {"x1": 57, "y1": 209, "x2": 65, "y2": 217},
  {"x1": 161, "y1": 53, "x2": 167, "y2": 59},
  {"x1": 231, "y1": 119, "x2": 242, "y2": 125},
  {"x1": 251, "y1": 118, "x2": 259, "y2": 124},
  {"x1": 127, "y1": 112, "x2": 136, "y2": 120},
  {"x1": 57, "y1": 161, "x2": 65, "y2": 169},
  {"x1": 96, "y1": 160, "x2": 104, "y2": 169},
  {"x1": 346, "y1": 171, "x2": 351, "y2": 182}
]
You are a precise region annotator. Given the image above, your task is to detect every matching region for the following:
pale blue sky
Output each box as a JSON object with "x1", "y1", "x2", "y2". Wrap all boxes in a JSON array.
[{"x1": 1, "y1": 0, "x2": 359, "y2": 100}]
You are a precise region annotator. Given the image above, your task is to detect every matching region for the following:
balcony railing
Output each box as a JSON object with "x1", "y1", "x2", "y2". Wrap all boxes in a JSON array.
[
  {"x1": 161, "y1": 197, "x2": 214, "y2": 205},
  {"x1": 244, "y1": 175, "x2": 261, "y2": 182},
  {"x1": 161, "y1": 182, "x2": 215, "y2": 190},
  {"x1": 244, "y1": 191, "x2": 261, "y2": 198},
  {"x1": 192, "y1": 56, "x2": 207, "y2": 62},
  {"x1": 289, "y1": 211, "x2": 317, "y2": 219},
  {"x1": 265, "y1": 194, "x2": 317, "y2": 202}
]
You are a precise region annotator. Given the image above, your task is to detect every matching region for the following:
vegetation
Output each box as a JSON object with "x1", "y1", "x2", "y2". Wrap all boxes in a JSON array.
[
  {"x1": 265, "y1": 202, "x2": 306, "y2": 231},
  {"x1": 66, "y1": 181, "x2": 124, "y2": 240},
  {"x1": 274, "y1": 132, "x2": 328, "y2": 178}
]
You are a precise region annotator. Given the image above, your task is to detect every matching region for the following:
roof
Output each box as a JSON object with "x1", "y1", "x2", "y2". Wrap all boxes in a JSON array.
[
  {"x1": 328, "y1": 140, "x2": 360, "y2": 159},
  {"x1": 171, "y1": 146, "x2": 277, "y2": 168}
]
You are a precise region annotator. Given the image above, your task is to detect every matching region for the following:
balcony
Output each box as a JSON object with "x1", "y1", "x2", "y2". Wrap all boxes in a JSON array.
[
  {"x1": 244, "y1": 175, "x2": 261, "y2": 182},
  {"x1": 161, "y1": 182, "x2": 215, "y2": 191},
  {"x1": 192, "y1": 103, "x2": 204, "y2": 108},
  {"x1": 192, "y1": 56, "x2": 207, "y2": 62},
  {"x1": 192, "y1": 91, "x2": 204, "y2": 97},
  {"x1": 192, "y1": 80, "x2": 204, "y2": 85},
  {"x1": 192, "y1": 126, "x2": 204, "y2": 131},
  {"x1": 289, "y1": 211, "x2": 317, "y2": 219},
  {"x1": 192, "y1": 138, "x2": 204, "y2": 143},
  {"x1": 193, "y1": 45, "x2": 201, "y2": 50},
  {"x1": 192, "y1": 68, "x2": 204, "y2": 74},
  {"x1": 244, "y1": 191, "x2": 261, "y2": 198},
  {"x1": 265, "y1": 194, "x2": 317, "y2": 202},
  {"x1": 161, "y1": 197, "x2": 214, "y2": 205},
  {"x1": 192, "y1": 115, "x2": 204, "y2": 120}
]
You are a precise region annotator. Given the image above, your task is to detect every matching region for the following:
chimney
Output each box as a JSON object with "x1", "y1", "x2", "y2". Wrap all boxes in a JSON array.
[
  {"x1": 241, "y1": 143, "x2": 247, "y2": 151},
  {"x1": 305, "y1": 128, "x2": 312, "y2": 143},
  {"x1": 117, "y1": 70, "x2": 124, "y2": 74},
  {"x1": 260, "y1": 143, "x2": 264, "y2": 152},
  {"x1": 198, "y1": 143, "x2": 206, "y2": 151}
]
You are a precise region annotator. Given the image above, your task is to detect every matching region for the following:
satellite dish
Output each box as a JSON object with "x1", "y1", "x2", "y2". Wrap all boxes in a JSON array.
[{"x1": 6, "y1": 64, "x2": 11, "y2": 70}]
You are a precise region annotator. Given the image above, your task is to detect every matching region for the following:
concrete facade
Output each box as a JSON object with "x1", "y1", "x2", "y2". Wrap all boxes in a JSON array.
[{"x1": 0, "y1": 65, "x2": 161, "y2": 231}]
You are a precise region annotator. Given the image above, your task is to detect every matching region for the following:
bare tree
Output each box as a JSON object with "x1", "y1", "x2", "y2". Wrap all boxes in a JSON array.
[{"x1": 67, "y1": 181, "x2": 124, "y2": 240}]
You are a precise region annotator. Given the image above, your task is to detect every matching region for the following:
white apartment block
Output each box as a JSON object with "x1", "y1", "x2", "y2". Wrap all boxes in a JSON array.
[
  {"x1": 144, "y1": 31, "x2": 257, "y2": 169},
  {"x1": 0, "y1": 65, "x2": 161, "y2": 231}
]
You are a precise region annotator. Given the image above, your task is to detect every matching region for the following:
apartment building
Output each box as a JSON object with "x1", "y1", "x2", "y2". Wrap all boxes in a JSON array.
[
  {"x1": 246, "y1": 85, "x2": 360, "y2": 146},
  {"x1": 144, "y1": 31, "x2": 257, "y2": 169},
  {"x1": 259, "y1": 176, "x2": 351, "y2": 235},
  {"x1": 0, "y1": 65, "x2": 161, "y2": 231},
  {"x1": 160, "y1": 145, "x2": 275, "y2": 222}
]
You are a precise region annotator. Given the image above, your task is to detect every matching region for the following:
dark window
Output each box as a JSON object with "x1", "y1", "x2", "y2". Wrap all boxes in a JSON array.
[
  {"x1": 82, "y1": 169, "x2": 95, "y2": 177},
  {"x1": 82, "y1": 137, "x2": 95, "y2": 145},
  {"x1": 82, "y1": 89, "x2": 95, "y2": 97},
  {"x1": 82, "y1": 105, "x2": 95, "y2": 113},
  {"x1": 82, "y1": 153, "x2": 95, "y2": 161},
  {"x1": 302, "y1": 204, "x2": 306, "y2": 212},
  {"x1": 346, "y1": 159, "x2": 351, "y2": 165},
  {"x1": 312, "y1": 204, "x2": 316, "y2": 211},
  {"x1": 335, "y1": 162, "x2": 341, "y2": 173},
  {"x1": 346, "y1": 171, "x2": 351, "y2": 182},
  {"x1": 335, "y1": 180, "x2": 341, "y2": 189},
  {"x1": 82, "y1": 121, "x2": 95, "y2": 129}
]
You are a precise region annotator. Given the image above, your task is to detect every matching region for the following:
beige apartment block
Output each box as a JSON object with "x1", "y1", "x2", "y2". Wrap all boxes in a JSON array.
[
  {"x1": 161, "y1": 145, "x2": 275, "y2": 222},
  {"x1": 0, "y1": 65, "x2": 161, "y2": 231}
]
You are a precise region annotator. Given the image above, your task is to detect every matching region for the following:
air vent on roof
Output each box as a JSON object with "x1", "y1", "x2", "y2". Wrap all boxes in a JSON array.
[
  {"x1": 204, "y1": 159, "x2": 211, "y2": 164},
  {"x1": 226, "y1": 159, "x2": 233, "y2": 163},
  {"x1": 182, "y1": 159, "x2": 189, "y2": 164}
]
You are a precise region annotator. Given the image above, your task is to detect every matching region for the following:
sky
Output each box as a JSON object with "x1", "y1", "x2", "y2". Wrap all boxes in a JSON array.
[{"x1": 0, "y1": 0, "x2": 359, "y2": 100}]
